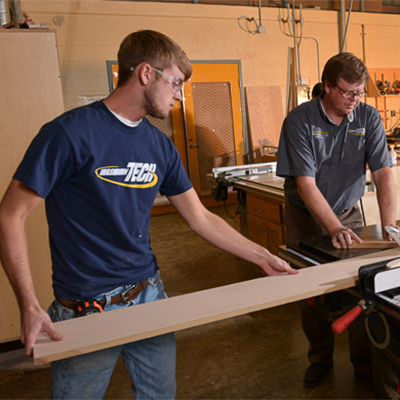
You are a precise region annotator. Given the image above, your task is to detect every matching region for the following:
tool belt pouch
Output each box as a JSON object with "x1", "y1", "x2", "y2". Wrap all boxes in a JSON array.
[{"x1": 76, "y1": 299, "x2": 103, "y2": 317}]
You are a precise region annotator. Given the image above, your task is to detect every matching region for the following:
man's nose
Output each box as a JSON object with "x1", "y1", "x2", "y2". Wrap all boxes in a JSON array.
[{"x1": 174, "y1": 90, "x2": 183, "y2": 101}]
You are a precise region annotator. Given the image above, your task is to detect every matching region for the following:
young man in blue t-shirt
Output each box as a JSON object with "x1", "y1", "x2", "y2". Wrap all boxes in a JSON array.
[{"x1": 0, "y1": 30, "x2": 297, "y2": 399}]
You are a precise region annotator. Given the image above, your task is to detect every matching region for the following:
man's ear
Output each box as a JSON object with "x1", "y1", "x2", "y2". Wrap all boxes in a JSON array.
[
  {"x1": 137, "y1": 63, "x2": 152, "y2": 86},
  {"x1": 324, "y1": 81, "x2": 332, "y2": 93}
]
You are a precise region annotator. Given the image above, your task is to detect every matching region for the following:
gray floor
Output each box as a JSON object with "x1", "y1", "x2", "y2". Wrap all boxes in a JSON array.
[{"x1": 0, "y1": 205, "x2": 378, "y2": 399}]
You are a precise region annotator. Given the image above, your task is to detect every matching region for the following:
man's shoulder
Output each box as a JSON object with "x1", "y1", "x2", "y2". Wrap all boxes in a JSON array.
[
  {"x1": 286, "y1": 99, "x2": 318, "y2": 121},
  {"x1": 57, "y1": 101, "x2": 104, "y2": 123},
  {"x1": 143, "y1": 117, "x2": 176, "y2": 146},
  {"x1": 41, "y1": 102, "x2": 103, "y2": 134},
  {"x1": 355, "y1": 101, "x2": 379, "y2": 117},
  {"x1": 282, "y1": 101, "x2": 321, "y2": 135}
]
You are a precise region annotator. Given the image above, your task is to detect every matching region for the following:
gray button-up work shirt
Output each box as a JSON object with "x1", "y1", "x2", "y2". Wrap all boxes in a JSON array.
[{"x1": 276, "y1": 97, "x2": 390, "y2": 215}]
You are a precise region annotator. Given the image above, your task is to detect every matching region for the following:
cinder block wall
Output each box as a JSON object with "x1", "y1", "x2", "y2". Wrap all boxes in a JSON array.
[{"x1": 20, "y1": 0, "x2": 400, "y2": 111}]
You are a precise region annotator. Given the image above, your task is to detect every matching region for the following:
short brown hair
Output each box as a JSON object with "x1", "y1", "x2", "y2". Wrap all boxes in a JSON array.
[
  {"x1": 117, "y1": 30, "x2": 192, "y2": 87},
  {"x1": 321, "y1": 52, "x2": 369, "y2": 87}
]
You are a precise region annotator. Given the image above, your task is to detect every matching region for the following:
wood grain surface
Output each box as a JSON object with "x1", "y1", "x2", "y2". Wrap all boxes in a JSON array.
[
  {"x1": 34, "y1": 248, "x2": 400, "y2": 365},
  {"x1": 347, "y1": 240, "x2": 398, "y2": 249},
  {"x1": 0, "y1": 31, "x2": 64, "y2": 342},
  {"x1": 245, "y1": 86, "x2": 284, "y2": 161}
]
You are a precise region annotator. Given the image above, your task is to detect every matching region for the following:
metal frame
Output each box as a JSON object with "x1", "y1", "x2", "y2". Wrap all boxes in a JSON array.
[{"x1": 106, "y1": 60, "x2": 118, "y2": 93}]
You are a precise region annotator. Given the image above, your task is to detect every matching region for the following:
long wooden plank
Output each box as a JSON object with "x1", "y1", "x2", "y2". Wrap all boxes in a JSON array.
[
  {"x1": 346, "y1": 240, "x2": 398, "y2": 249},
  {"x1": 33, "y1": 248, "x2": 400, "y2": 365}
]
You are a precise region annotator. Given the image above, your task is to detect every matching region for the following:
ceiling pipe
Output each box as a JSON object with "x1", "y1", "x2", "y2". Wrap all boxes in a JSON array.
[
  {"x1": 0, "y1": 0, "x2": 12, "y2": 26},
  {"x1": 11, "y1": 0, "x2": 22, "y2": 28},
  {"x1": 0, "y1": 0, "x2": 22, "y2": 27},
  {"x1": 339, "y1": 0, "x2": 347, "y2": 52}
]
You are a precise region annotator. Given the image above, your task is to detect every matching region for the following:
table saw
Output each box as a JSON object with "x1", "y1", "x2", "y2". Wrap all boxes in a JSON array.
[{"x1": 278, "y1": 223, "x2": 396, "y2": 268}]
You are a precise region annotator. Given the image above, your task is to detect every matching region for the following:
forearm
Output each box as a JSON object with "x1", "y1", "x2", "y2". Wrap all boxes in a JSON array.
[
  {"x1": 377, "y1": 189, "x2": 396, "y2": 227},
  {"x1": 169, "y1": 189, "x2": 297, "y2": 275},
  {"x1": 0, "y1": 180, "x2": 63, "y2": 354},
  {"x1": 0, "y1": 214, "x2": 40, "y2": 312},
  {"x1": 296, "y1": 181, "x2": 342, "y2": 235},
  {"x1": 0, "y1": 180, "x2": 44, "y2": 312},
  {"x1": 189, "y1": 211, "x2": 296, "y2": 275},
  {"x1": 295, "y1": 176, "x2": 361, "y2": 248},
  {"x1": 193, "y1": 211, "x2": 272, "y2": 265},
  {"x1": 374, "y1": 168, "x2": 396, "y2": 227}
]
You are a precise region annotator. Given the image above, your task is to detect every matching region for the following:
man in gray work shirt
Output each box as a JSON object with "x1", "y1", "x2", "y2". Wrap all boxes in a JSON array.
[{"x1": 277, "y1": 52, "x2": 397, "y2": 387}]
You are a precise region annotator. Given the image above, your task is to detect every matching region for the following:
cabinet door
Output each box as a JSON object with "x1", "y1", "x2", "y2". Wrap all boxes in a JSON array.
[
  {"x1": 247, "y1": 213, "x2": 284, "y2": 255},
  {"x1": 246, "y1": 194, "x2": 283, "y2": 225}
]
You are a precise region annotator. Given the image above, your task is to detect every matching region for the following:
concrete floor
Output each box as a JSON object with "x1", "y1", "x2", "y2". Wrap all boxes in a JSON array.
[{"x1": 0, "y1": 204, "x2": 379, "y2": 399}]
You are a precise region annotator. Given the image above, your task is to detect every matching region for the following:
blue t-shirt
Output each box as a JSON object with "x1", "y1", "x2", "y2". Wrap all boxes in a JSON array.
[{"x1": 14, "y1": 101, "x2": 193, "y2": 299}]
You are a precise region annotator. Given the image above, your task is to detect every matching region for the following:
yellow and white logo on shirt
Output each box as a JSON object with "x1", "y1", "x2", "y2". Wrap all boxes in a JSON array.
[
  {"x1": 312, "y1": 126, "x2": 328, "y2": 138},
  {"x1": 95, "y1": 162, "x2": 158, "y2": 188},
  {"x1": 348, "y1": 128, "x2": 366, "y2": 136}
]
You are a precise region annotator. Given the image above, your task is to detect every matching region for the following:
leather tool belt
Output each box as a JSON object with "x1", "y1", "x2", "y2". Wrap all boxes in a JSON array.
[{"x1": 58, "y1": 279, "x2": 149, "y2": 310}]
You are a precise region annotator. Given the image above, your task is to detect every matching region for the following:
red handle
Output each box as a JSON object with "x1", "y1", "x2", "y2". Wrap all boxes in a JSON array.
[{"x1": 331, "y1": 305, "x2": 363, "y2": 334}]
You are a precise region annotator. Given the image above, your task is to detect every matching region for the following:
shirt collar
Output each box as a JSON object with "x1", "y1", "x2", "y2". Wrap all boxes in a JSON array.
[
  {"x1": 105, "y1": 105, "x2": 142, "y2": 127},
  {"x1": 318, "y1": 97, "x2": 354, "y2": 125}
]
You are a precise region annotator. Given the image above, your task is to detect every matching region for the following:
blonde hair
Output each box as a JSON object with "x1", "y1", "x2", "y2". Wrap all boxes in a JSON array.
[{"x1": 117, "y1": 30, "x2": 192, "y2": 87}]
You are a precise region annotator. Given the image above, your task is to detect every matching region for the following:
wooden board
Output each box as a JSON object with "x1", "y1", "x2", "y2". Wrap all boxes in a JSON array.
[
  {"x1": 347, "y1": 240, "x2": 398, "y2": 249},
  {"x1": 34, "y1": 247, "x2": 400, "y2": 365},
  {"x1": 298, "y1": 224, "x2": 392, "y2": 263},
  {"x1": 0, "y1": 31, "x2": 64, "y2": 343},
  {"x1": 245, "y1": 86, "x2": 284, "y2": 163}
]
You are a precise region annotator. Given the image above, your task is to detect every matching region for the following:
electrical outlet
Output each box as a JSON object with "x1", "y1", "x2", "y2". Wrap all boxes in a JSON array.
[{"x1": 391, "y1": 110, "x2": 396, "y2": 117}]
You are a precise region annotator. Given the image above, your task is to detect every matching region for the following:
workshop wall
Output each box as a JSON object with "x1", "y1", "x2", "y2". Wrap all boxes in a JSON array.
[{"x1": 19, "y1": 0, "x2": 400, "y2": 112}]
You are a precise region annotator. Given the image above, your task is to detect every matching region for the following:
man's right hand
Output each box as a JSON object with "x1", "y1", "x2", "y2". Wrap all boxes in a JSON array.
[
  {"x1": 21, "y1": 306, "x2": 64, "y2": 356},
  {"x1": 330, "y1": 226, "x2": 362, "y2": 249}
]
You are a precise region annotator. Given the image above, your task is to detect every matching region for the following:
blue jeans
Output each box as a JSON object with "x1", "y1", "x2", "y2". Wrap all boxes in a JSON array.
[{"x1": 48, "y1": 271, "x2": 176, "y2": 399}]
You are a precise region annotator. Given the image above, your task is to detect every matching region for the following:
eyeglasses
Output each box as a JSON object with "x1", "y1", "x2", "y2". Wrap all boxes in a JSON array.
[
  {"x1": 151, "y1": 67, "x2": 184, "y2": 94},
  {"x1": 336, "y1": 84, "x2": 365, "y2": 99}
]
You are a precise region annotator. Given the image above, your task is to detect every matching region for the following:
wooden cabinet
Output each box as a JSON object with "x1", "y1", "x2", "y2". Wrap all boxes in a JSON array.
[
  {"x1": 246, "y1": 193, "x2": 285, "y2": 255},
  {"x1": 0, "y1": 30, "x2": 64, "y2": 343}
]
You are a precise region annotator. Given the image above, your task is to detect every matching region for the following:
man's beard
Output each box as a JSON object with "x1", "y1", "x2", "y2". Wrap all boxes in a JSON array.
[{"x1": 144, "y1": 84, "x2": 169, "y2": 120}]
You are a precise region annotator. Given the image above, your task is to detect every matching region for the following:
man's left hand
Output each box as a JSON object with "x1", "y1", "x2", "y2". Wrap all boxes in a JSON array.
[{"x1": 331, "y1": 227, "x2": 362, "y2": 249}]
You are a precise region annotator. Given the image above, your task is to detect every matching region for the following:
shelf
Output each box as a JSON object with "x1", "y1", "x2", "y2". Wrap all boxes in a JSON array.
[{"x1": 367, "y1": 68, "x2": 400, "y2": 97}]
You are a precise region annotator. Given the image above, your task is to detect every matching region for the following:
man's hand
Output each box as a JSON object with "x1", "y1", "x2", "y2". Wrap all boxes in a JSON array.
[
  {"x1": 383, "y1": 224, "x2": 400, "y2": 242},
  {"x1": 330, "y1": 226, "x2": 362, "y2": 249},
  {"x1": 260, "y1": 254, "x2": 299, "y2": 276},
  {"x1": 21, "y1": 306, "x2": 64, "y2": 356}
]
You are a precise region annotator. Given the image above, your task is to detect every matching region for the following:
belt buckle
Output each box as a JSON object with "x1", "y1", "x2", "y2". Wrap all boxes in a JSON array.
[{"x1": 121, "y1": 283, "x2": 138, "y2": 304}]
